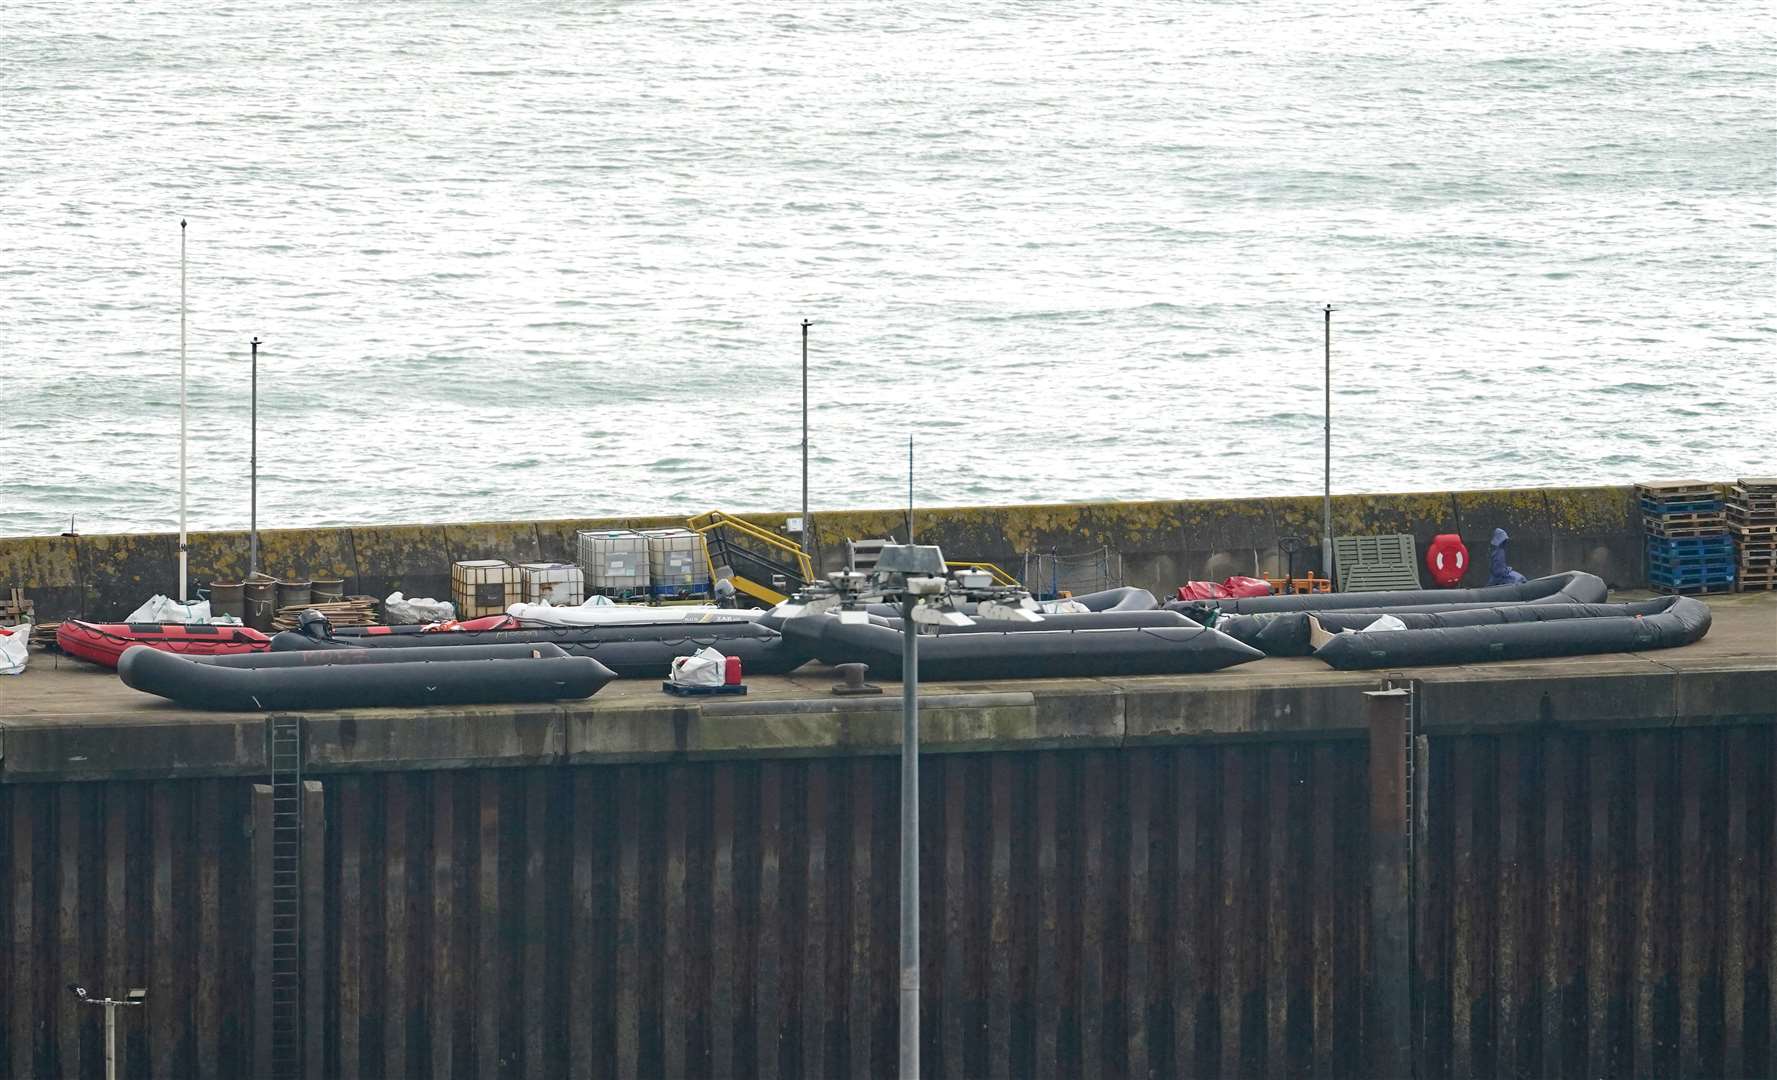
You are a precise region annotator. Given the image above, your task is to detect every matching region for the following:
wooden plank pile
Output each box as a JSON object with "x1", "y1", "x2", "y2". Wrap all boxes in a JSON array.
[
  {"x1": 1, "y1": 587, "x2": 32, "y2": 627},
  {"x1": 270, "y1": 596, "x2": 381, "y2": 632},
  {"x1": 1728, "y1": 477, "x2": 1777, "y2": 592},
  {"x1": 1636, "y1": 481, "x2": 1735, "y2": 594}
]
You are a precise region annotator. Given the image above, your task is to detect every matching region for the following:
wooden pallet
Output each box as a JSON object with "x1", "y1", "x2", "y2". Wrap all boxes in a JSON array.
[
  {"x1": 0, "y1": 587, "x2": 32, "y2": 626},
  {"x1": 1736, "y1": 476, "x2": 1777, "y2": 493},
  {"x1": 1726, "y1": 506, "x2": 1777, "y2": 526},
  {"x1": 1644, "y1": 520, "x2": 1729, "y2": 539},
  {"x1": 1636, "y1": 480, "x2": 1721, "y2": 499},
  {"x1": 1730, "y1": 522, "x2": 1777, "y2": 540},
  {"x1": 1727, "y1": 484, "x2": 1777, "y2": 506},
  {"x1": 1737, "y1": 576, "x2": 1777, "y2": 592}
]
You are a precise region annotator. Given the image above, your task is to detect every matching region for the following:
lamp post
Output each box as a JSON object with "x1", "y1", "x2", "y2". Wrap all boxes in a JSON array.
[
  {"x1": 801, "y1": 319, "x2": 810, "y2": 538},
  {"x1": 1322, "y1": 304, "x2": 1334, "y2": 584},
  {"x1": 777, "y1": 551, "x2": 1038, "y2": 1080},
  {"x1": 249, "y1": 337, "x2": 261, "y2": 578},
  {"x1": 178, "y1": 220, "x2": 188, "y2": 602},
  {"x1": 69, "y1": 985, "x2": 146, "y2": 1080}
]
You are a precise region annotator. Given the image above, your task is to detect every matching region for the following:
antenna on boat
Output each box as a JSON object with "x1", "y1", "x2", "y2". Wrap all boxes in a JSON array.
[
  {"x1": 906, "y1": 434, "x2": 914, "y2": 544},
  {"x1": 1322, "y1": 303, "x2": 1334, "y2": 585},
  {"x1": 250, "y1": 337, "x2": 261, "y2": 577},
  {"x1": 178, "y1": 219, "x2": 188, "y2": 602}
]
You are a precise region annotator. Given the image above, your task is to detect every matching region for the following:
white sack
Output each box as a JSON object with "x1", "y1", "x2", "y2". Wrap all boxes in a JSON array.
[
  {"x1": 1360, "y1": 614, "x2": 1408, "y2": 633},
  {"x1": 383, "y1": 591, "x2": 455, "y2": 625},
  {"x1": 124, "y1": 595, "x2": 239, "y2": 625},
  {"x1": 0, "y1": 620, "x2": 29, "y2": 676},
  {"x1": 669, "y1": 646, "x2": 727, "y2": 687}
]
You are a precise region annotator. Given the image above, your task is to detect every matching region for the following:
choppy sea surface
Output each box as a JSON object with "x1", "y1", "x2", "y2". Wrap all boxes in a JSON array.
[{"x1": 2, "y1": 1, "x2": 1772, "y2": 536}]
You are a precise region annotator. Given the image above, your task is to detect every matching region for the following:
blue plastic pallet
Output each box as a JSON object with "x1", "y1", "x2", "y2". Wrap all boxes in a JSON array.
[
  {"x1": 1646, "y1": 533, "x2": 1733, "y2": 549},
  {"x1": 1647, "y1": 544, "x2": 1735, "y2": 561},
  {"x1": 1648, "y1": 568, "x2": 1735, "y2": 587},
  {"x1": 1640, "y1": 498, "x2": 1724, "y2": 514}
]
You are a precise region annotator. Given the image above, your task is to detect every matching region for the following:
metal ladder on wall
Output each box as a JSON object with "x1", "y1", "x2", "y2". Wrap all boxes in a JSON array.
[{"x1": 267, "y1": 715, "x2": 304, "y2": 1080}]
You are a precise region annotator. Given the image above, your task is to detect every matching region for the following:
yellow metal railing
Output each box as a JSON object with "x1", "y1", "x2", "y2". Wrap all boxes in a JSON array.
[
  {"x1": 944, "y1": 560, "x2": 1021, "y2": 587},
  {"x1": 687, "y1": 510, "x2": 817, "y2": 591}
]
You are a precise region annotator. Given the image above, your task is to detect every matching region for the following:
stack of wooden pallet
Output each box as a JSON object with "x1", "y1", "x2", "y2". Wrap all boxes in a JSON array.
[
  {"x1": 1, "y1": 587, "x2": 32, "y2": 627},
  {"x1": 1637, "y1": 481, "x2": 1735, "y2": 594},
  {"x1": 270, "y1": 596, "x2": 381, "y2": 632},
  {"x1": 1728, "y1": 478, "x2": 1777, "y2": 592}
]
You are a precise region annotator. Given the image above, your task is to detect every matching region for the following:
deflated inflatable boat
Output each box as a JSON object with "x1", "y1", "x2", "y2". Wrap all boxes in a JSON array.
[
  {"x1": 1167, "y1": 571, "x2": 1607, "y2": 619},
  {"x1": 272, "y1": 618, "x2": 812, "y2": 678},
  {"x1": 1222, "y1": 597, "x2": 1680, "y2": 657},
  {"x1": 118, "y1": 642, "x2": 616, "y2": 710},
  {"x1": 777, "y1": 616, "x2": 1261, "y2": 680},
  {"x1": 1309, "y1": 595, "x2": 1711, "y2": 670}
]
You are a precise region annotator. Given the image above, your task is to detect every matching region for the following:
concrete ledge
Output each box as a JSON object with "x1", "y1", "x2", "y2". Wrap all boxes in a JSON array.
[
  {"x1": 303, "y1": 703, "x2": 566, "y2": 772},
  {"x1": 0, "y1": 713, "x2": 266, "y2": 782}
]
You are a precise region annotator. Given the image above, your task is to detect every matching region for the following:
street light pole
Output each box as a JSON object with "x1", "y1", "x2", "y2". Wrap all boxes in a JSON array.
[
  {"x1": 250, "y1": 337, "x2": 261, "y2": 578},
  {"x1": 801, "y1": 319, "x2": 810, "y2": 538},
  {"x1": 898, "y1": 594, "x2": 920, "y2": 1080},
  {"x1": 178, "y1": 219, "x2": 188, "y2": 602},
  {"x1": 1322, "y1": 304, "x2": 1334, "y2": 585}
]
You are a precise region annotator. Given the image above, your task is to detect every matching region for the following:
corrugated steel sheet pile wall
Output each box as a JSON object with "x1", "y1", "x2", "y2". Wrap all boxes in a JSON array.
[{"x1": 2, "y1": 727, "x2": 1774, "y2": 1078}]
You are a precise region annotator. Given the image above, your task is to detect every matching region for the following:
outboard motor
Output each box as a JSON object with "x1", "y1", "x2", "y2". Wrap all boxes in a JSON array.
[
  {"x1": 296, "y1": 608, "x2": 335, "y2": 641},
  {"x1": 1488, "y1": 528, "x2": 1528, "y2": 586}
]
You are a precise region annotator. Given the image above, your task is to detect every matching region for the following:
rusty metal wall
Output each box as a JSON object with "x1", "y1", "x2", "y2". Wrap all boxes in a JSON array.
[
  {"x1": 313, "y1": 746, "x2": 1375, "y2": 1079},
  {"x1": 1414, "y1": 726, "x2": 1777, "y2": 1080},
  {"x1": 0, "y1": 779, "x2": 257, "y2": 1079},
  {"x1": 2, "y1": 728, "x2": 1772, "y2": 1079}
]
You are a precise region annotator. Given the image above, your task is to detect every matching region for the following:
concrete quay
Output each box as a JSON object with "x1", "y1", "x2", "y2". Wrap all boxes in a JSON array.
[{"x1": 3, "y1": 591, "x2": 1771, "y2": 784}]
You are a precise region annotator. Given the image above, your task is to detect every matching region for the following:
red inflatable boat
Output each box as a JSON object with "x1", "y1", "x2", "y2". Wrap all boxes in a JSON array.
[{"x1": 56, "y1": 621, "x2": 272, "y2": 668}]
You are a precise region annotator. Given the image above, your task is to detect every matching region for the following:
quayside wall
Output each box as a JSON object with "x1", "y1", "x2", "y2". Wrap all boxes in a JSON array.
[
  {"x1": 2, "y1": 675, "x2": 1775, "y2": 1079},
  {"x1": 0, "y1": 483, "x2": 1649, "y2": 620}
]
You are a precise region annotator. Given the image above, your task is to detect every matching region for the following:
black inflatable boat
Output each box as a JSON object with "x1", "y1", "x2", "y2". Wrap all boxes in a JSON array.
[
  {"x1": 1167, "y1": 571, "x2": 1607, "y2": 620},
  {"x1": 1308, "y1": 595, "x2": 1711, "y2": 669},
  {"x1": 271, "y1": 619, "x2": 812, "y2": 679},
  {"x1": 118, "y1": 642, "x2": 616, "y2": 710},
  {"x1": 777, "y1": 616, "x2": 1261, "y2": 680},
  {"x1": 862, "y1": 585, "x2": 1159, "y2": 619},
  {"x1": 1223, "y1": 596, "x2": 1677, "y2": 657}
]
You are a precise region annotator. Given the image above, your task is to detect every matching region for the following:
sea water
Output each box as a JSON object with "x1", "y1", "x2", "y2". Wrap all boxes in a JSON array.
[{"x1": 1, "y1": 0, "x2": 1771, "y2": 535}]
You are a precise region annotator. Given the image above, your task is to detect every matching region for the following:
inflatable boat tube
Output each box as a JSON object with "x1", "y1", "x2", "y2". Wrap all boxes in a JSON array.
[
  {"x1": 1311, "y1": 595, "x2": 1711, "y2": 670},
  {"x1": 1166, "y1": 571, "x2": 1606, "y2": 619},
  {"x1": 861, "y1": 586, "x2": 1159, "y2": 620},
  {"x1": 118, "y1": 643, "x2": 616, "y2": 711},
  {"x1": 866, "y1": 611, "x2": 1194, "y2": 633},
  {"x1": 332, "y1": 614, "x2": 517, "y2": 636},
  {"x1": 776, "y1": 617, "x2": 1261, "y2": 680},
  {"x1": 1225, "y1": 597, "x2": 1692, "y2": 657},
  {"x1": 504, "y1": 602, "x2": 760, "y2": 626},
  {"x1": 270, "y1": 620, "x2": 811, "y2": 678},
  {"x1": 56, "y1": 620, "x2": 271, "y2": 668}
]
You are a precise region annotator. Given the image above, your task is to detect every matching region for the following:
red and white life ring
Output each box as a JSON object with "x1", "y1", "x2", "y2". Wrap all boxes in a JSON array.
[{"x1": 1425, "y1": 533, "x2": 1469, "y2": 587}]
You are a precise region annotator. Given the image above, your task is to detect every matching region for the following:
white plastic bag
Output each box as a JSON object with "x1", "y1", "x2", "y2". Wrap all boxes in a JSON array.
[
  {"x1": 0, "y1": 620, "x2": 29, "y2": 676},
  {"x1": 668, "y1": 646, "x2": 727, "y2": 687},
  {"x1": 1359, "y1": 614, "x2": 1408, "y2": 633},
  {"x1": 124, "y1": 594, "x2": 239, "y2": 625},
  {"x1": 383, "y1": 591, "x2": 455, "y2": 625}
]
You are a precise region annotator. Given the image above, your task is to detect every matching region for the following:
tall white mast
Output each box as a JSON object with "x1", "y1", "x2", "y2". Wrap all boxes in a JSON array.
[{"x1": 179, "y1": 219, "x2": 188, "y2": 602}]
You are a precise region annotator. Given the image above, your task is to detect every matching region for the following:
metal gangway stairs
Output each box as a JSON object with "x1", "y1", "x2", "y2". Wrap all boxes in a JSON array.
[{"x1": 688, "y1": 511, "x2": 817, "y2": 606}]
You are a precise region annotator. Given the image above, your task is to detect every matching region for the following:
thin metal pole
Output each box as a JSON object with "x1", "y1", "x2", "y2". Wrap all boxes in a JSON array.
[
  {"x1": 250, "y1": 337, "x2": 260, "y2": 577},
  {"x1": 801, "y1": 319, "x2": 810, "y2": 537},
  {"x1": 179, "y1": 219, "x2": 188, "y2": 602},
  {"x1": 104, "y1": 1002, "x2": 117, "y2": 1080},
  {"x1": 1322, "y1": 304, "x2": 1333, "y2": 585},
  {"x1": 907, "y1": 435, "x2": 914, "y2": 544},
  {"x1": 899, "y1": 594, "x2": 920, "y2": 1080}
]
